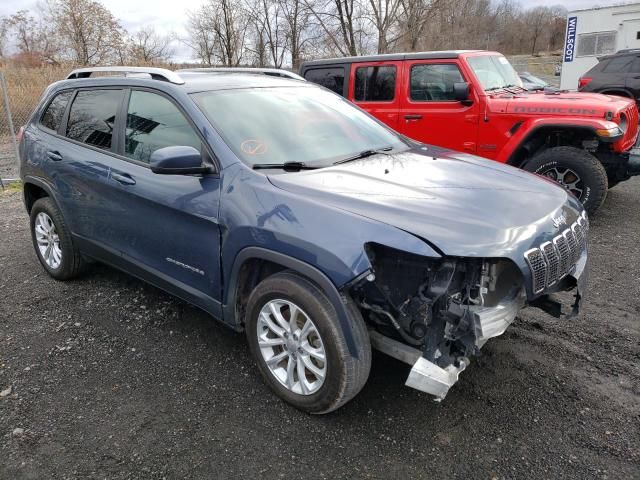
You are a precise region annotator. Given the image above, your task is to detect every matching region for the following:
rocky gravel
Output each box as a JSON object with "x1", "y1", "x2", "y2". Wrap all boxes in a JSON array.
[{"x1": 0, "y1": 179, "x2": 639, "y2": 479}]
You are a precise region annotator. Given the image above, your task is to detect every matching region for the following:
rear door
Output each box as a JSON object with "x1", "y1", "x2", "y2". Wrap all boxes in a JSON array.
[
  {"x1": 349, "y1": 61, "x2": 401, "y2": 131},
  {"x1": 399, "y1": 60, "x2": 479, "y2": 152}
]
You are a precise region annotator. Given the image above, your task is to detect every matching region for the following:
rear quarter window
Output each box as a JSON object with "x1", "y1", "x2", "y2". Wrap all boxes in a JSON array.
[
  {"x1": 40, "y1": 91, "x2": 73, "y2": 132},
  {"x1": 66, "y1": 89, "x2": 122, "y2": 151},
  {"x1": 602, "y1": 56, "x2": 634, "y2": 73},
  {"x1": 304, "y1": 67, "x2": 345, "y2": 96}
]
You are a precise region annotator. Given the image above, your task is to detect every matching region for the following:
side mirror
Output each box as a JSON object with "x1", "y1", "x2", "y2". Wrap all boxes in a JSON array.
[
  {"x1": 453, "y1": 82, "x2": 472, "y2": 105},
  {"x1": 150, "y1": 146, "x2": 210, "y2": 175}
]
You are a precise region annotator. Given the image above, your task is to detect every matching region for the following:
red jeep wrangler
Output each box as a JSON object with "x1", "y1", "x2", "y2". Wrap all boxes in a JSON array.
[{"x1": 300, "y1": 50, "x2": 640, "y2": 215}]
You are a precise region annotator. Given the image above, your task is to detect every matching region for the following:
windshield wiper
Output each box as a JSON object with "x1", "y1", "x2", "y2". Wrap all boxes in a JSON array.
[
  {"x1": 333, "y1": 146, "x2": 393, "y2": 165},
  {"x1": 252, "y1": 162, "x2": 317, "y2": 172}
]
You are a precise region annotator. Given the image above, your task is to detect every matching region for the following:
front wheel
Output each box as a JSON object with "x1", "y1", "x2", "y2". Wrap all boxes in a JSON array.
[
  {"x1": 245, "y1": 271, "x2": 371, "y2": 414},
  {"x1": 524, "y1": 146, "x2": 608, "y2": 215}
]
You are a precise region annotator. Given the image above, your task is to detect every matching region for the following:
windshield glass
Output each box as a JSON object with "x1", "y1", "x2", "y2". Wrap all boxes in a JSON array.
[
  {"x1": 192, "y1": 86, "x2": 406, "y2": 168},
  {"x1": 467, "y1": 55, "x2": 523, "y2": 91}
]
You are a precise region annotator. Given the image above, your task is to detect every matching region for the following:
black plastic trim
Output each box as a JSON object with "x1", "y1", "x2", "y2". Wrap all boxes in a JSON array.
[{"x1": 223, "y1": 247, "x2": 359, "y2": 358}]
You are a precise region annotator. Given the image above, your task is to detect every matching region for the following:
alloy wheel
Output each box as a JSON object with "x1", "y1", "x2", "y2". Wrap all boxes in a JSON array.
[
  {"x1": 542, "y1": 166, "x2": 585, "y2": 199},
  {"x1": 34, "y1": 212, "x2": 62, "y2": 269},
  {"x1": 257, "y1": 299, "x2": 327, "y2": 395}
]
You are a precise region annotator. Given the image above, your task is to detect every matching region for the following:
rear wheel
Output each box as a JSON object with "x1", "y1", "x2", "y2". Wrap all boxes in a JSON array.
[
  {"x1": 524, "y1": 146, "x2": 607, "y2": 215},
  {"x1": 245, "y1": 271, "x2": 371, "y2": 414},
  {"x1": 30, "y1": 197, "x2": 86, "y2": 280}
]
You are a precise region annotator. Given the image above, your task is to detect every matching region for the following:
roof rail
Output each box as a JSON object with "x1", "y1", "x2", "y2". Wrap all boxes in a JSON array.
[
  {"x1": 66, "y1": 66, "x2": 185, "y2": 84},
  {"x1": 177, "y1": 67, "x2": 304, "y2": 80}
]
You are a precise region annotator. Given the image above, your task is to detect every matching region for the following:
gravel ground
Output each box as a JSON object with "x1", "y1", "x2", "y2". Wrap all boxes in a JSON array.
[{"x1": 1, "y1": 179, "x2": 639, "y2": 479}]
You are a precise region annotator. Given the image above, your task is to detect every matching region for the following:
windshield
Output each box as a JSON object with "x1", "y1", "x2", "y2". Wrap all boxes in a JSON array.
[
  {"x1": 467, "y1": 55, "x2": 523, "y2": 91},
  {"x1": 192, "y1": 86, "x2": 406, "y2": 168}
]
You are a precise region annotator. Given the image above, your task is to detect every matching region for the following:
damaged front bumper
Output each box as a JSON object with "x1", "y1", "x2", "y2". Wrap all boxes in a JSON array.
[{"x1": 368, "y1": 250, "x2": 588, "y2": 401}]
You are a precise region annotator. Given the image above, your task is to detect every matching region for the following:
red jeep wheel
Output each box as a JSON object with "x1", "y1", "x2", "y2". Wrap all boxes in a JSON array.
[{"x1": 524, "y1": 146, "x2": 608, "y2": 215}]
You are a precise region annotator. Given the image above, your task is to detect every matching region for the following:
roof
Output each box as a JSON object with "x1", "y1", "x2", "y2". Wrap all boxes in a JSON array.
[{"x1": 300, "y1": 50, "x2": 483, "y2": 68}]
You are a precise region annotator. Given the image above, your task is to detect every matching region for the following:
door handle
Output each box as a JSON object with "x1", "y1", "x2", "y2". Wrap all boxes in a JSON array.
[
  {"x1": 404, "y1": 114, "x2": 423, "y2": 120},
  {"x1": 111, "y1": 172, "x2": 136, "y2": 185},
  {"x1": 46, "y1": 150, "x2": 62, "y2": 161}
]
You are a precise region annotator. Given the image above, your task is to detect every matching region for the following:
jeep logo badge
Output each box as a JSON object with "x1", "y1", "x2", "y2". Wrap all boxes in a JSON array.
[{"x1": 552, "y1": 213, "x2": 567, "y2": 229}]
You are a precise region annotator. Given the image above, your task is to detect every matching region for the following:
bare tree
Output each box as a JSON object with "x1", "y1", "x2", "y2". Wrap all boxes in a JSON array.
[
  {"x1": 366, "y1": 0, "x2": 401, "y2": 53},
  {"x1": 278, "y1": 0, "x2": 312, "y2": 69},
  {"x1": 187, "y1": 0, "x2": 248, "y2": 66},
  {"x1": 185, "y1": 9, "x2": 217, "y2": 65},
  {"x1": 4, "y1": 10, "x2": 59, "y2": 62},
  {"x1": 49, "y1": 0, "x2": 125, "y2": 65},
  {"x1": 129, "y1": 27, "x2": 173, "y2": 64},
  {"x1": 246, "y1": 0, "x2": 288, "y2": 67},
  {"x1": 525, "y1": 6, "x2": 552, "y2": 55},
  {"x1": 305, "y1": 0, "x2": 363, "y2": 56}
]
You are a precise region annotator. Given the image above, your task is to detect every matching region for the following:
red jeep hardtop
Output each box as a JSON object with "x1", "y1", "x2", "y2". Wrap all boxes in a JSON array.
[{"x1": 300, "y1": 50, "x2": 640, "y2": 214}]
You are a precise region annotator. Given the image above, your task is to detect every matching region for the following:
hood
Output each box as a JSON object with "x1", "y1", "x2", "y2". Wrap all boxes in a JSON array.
[
  {"x1": 499, "y1": 90, "x2": 634, "y2": 117},
  {"x1": 268, "y1": 148, "x2": 582, "y2": 258}
]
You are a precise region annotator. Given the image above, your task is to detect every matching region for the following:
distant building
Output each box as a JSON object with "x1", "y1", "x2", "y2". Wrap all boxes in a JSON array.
[{"x1": 561, "y1": 3, "x2": 640, "y2": 90}]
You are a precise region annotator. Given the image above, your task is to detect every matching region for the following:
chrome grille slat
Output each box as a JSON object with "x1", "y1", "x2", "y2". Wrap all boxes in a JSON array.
[
  {"x1": 524, "y1": 214, "x2": 589, "y2": 294},
  {"x1": 541, "y1": 242, "x2": 559, "y2": 286}
]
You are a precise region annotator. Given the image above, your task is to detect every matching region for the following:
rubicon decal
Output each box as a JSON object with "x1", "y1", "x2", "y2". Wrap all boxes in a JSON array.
[
  {"x1": 512, "y1": 106, "x2": 597, "y2": 115},
  {"x1": 564, "y1": 16, "x2": 577, "y2": 63}
]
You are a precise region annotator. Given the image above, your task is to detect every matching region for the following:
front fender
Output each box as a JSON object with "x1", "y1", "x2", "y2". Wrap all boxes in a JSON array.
[{"x1": 499, "y1": 118, "x2": 616, "y2": 164}]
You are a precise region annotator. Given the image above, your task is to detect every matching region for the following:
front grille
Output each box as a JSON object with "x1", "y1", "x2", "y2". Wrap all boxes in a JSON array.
[
  {"x1": 621, "y1": 103, "x2": 639, "y2": 150},
  {"x1": 524, "y1": 211, "x2": 589, "y2": 294}
]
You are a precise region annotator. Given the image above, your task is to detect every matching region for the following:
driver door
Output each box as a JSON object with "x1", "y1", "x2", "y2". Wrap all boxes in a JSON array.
[{"x1": 399, "y1": 61, "x2": 479, "y2": 153}]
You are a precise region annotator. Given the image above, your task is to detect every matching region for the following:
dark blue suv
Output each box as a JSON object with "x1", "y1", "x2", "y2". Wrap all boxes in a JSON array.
[{"x1": 20, "y1": 67, "x2": 589, "y2": 413}]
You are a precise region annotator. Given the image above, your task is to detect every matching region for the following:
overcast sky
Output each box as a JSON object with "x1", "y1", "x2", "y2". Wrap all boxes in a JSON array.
[{"x1": 0, "y1": 0, "x2": 630, "y2": 61}]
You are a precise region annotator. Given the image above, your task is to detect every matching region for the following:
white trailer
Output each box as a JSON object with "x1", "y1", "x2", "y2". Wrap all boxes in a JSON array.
[{"x1": 561, "y1": 3, "x2": 640, "y2": 90}]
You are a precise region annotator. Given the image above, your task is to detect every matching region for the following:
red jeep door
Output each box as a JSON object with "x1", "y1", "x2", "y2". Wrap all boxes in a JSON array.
[
  {"x1": 399, "y1": 60, "x2": 479, "y2": 153},
  {"x1": 349, "y1": 61, "x2": 401, "y2": 131}
]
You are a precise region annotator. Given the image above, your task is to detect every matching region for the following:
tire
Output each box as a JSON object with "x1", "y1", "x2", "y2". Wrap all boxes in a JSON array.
[
  {"x1": 245, "y1": 271, "x2": 371, "y2": 414},
  {"x1": 523, "y1": 146, "x2": 608, "y2": 216},
  {"x1": 30, "y1": 197, "x2": 86, "y2": 280}
]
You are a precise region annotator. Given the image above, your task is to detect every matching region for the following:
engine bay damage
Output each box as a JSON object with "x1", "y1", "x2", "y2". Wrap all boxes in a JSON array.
[{"x1": 350, "y1": 243, "x2": 526, "y2": 400}]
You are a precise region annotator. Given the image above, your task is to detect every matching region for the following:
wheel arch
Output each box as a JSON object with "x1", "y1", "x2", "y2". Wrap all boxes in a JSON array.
[
  {"x1": 506, "y1": 124, "x2": 598, "y2": 168},
  {"x1": 223, "y1": 247, "x2": 362, "y2": 358},
  {"x1": 23, "y1": 176, "x2": 55, "y2": 213},
  {"x1": 598, "y1": 88, "x2": 633, "y2": 99}
]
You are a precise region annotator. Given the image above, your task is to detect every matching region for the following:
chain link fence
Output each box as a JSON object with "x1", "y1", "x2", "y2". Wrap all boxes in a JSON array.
[{"x1": 0, "y1": 66, "x2": 69, "y2": 186}]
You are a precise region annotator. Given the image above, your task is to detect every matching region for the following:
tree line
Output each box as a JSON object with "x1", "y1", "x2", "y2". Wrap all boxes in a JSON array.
[{"x1": 0, "y1": 0, "x2": 567, "y2": 69}]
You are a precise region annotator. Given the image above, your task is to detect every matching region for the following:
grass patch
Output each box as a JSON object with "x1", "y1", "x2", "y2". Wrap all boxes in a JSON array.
[{"x1": 1, "y1": 179, "x2": 22, "y2": 195}]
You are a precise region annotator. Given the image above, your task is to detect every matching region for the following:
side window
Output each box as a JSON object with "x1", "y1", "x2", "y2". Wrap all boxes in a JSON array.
[
  {"x1": 66, "y1": 89, "x2": 122, "y2": 151},
  {"x1": 354, "y1": 66, "x2": 396, "y2": 101},
  {"x1": 602, "y1": 56, "x2": 634, "y2": 73},
  {"x1": 41, "y1": 91, "x2": 73, "y2": 132},
  {"x1": 125, "y1": 90, "x2": 201, "y2": 163},
  {"x1": 304, "y1": 67, "x2": 345, "y2": 96},
  {"x1": 410, "y1": 64, "x2": 464, "y2": 101}
]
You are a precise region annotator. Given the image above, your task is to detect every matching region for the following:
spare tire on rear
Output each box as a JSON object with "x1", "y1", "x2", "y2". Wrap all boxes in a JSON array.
[{"x1": 523, "y1": 146, "x2": 607, "y2": 216}]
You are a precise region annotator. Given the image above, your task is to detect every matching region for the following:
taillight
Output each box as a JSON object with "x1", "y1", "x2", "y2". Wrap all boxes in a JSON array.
[
  {"x1": 16, "y1": 126, "x2": 25, "y2": 143},
  {"x1": 578, "y1": 77, "x2": 592, "y2": 89}
]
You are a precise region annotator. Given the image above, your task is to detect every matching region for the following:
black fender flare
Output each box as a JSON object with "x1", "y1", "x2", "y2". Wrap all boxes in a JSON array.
[
  {"x1": 223, "y1": 246, "x2": 361, "y2": 358},
  {"x1": 507, "y1": 124, "x2": 597, "y2": 168},
  {"x1": 22, "y1": 175, "x2": 59, "y2": 212}
]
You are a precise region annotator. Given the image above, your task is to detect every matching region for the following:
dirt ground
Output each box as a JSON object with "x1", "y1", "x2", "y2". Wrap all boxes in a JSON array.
[{"x1": 0, "y1": 178, "x2": 638, "y2": 479}]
